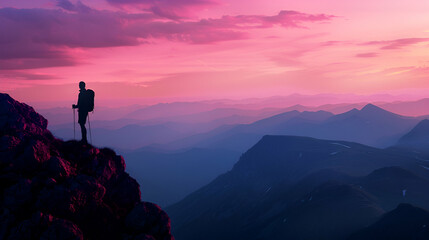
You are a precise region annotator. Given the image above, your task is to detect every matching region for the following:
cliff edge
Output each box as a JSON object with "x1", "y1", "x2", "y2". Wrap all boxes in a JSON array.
[{"x1": 0, "y1": 93, "x2": 174, "y2": 240}]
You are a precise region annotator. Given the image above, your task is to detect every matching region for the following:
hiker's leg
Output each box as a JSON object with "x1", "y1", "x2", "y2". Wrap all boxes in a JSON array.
[
  {"x1": 78, "y1": 111, "x2": 88, "y2": 143},
  {"x1": 80, "y1": 122, "x2": 87, "y2": 143}
]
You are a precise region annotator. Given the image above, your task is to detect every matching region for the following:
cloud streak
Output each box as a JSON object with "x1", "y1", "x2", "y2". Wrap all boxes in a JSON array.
[
  {"x1": 0, "y1": 71, "x2": 59, "y2": 80},
  {"x1": 363, "y1": 38, "x2": 429, "y2": 50},
  {"x1": 355, "y1": 52, "x2": 378, "y2": 58}
]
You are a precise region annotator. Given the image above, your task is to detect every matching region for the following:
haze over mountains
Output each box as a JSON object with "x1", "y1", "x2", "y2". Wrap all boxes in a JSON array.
[
  {"x1": 41, "y1": 95, "x2": 429, "y2": 208},
  {"x1": 44, "y1": 96, "x2": 429, "y2": 151},
  {"x1": 165, "y1": 103, "x2": 423, "y2": 153}
]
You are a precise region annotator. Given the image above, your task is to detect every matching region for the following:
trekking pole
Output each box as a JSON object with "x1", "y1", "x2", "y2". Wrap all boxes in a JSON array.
[
  {"x1": 73, "y1": 108, "x2": 76, "y2": 139},
  {"x1": 87, "y1": 114, "x2": 93, "y2": 144}
]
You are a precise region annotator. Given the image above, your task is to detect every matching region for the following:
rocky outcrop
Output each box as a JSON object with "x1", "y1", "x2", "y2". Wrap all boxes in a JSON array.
[{"x1": 0, "y1": 93, "x2": 174, "y2": 240}]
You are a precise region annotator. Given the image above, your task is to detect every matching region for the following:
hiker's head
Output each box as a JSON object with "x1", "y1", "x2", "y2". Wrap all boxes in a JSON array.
[{"x1": 79, "y1": 81, "x2": 86, "y2": 90}]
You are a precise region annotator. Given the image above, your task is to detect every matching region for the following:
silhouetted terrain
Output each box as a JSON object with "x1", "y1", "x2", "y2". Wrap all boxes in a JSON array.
[
  {"x1": 32, "y1": 94, "x2": 429, "y2": 239},
  {"x1": 167, "y1": 135, "x2": 429, "y2": 240},
  {"x1": 47, "y1": 101, "x2": 429, "y2": 210},
  {"x1": 0, "y1": 93, "x2": 174, "y2": 240},
  {"x1": 50, "y1": 103, "x2": 428, "y2": 208}
]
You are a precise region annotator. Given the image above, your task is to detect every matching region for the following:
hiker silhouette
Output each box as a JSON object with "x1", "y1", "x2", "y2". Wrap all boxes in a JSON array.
[{"x1": 72, "y1": 81, "x2": 95, "y2": 144}]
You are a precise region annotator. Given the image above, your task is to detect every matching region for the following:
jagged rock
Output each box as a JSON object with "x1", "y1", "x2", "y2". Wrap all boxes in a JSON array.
[
  {"x1": 0, "y1": 93, "x2": 174, "y2": 240},
  {"x1": 45, "y1": 156, "x2": 76, "y2": 179},
  {"x1": 14, "y1": 140, "x2": 51, "y2": 173}
]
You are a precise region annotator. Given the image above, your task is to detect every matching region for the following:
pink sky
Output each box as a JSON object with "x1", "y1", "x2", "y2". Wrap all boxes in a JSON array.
[{"x1": 1, "y1": 0, "x2": 429, "y2": 106}]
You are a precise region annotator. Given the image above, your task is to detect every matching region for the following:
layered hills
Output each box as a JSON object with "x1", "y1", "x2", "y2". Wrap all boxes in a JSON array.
[{"x1": 168, "y1": 134, "x2": 429, "y2": 240}]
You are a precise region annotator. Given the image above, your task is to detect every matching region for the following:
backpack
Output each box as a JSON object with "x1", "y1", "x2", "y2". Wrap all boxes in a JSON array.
[{"x1": 81, "y1": 89, "x2": 95, "y2": 112}]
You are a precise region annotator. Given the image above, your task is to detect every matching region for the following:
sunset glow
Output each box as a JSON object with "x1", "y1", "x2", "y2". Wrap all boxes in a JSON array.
[{"x1": 1, "y1": 0, "x2": 429, "y2": 106}]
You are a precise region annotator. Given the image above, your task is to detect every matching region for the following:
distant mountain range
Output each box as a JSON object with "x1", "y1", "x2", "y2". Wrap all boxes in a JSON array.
[
  {"x1": 164, "y1": 104, "x2": 424, "y2": 152},
  {"x1": 40, "y1": 96, "x2": 429, "y2": 127}
]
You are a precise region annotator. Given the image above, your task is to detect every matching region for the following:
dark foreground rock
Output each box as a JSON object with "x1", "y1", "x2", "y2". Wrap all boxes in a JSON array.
[{"x1": 0, "y1": 93, "x2": 174, "y2": 240}]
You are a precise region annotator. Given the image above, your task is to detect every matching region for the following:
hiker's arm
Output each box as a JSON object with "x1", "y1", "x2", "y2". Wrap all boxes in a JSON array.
[
  {"x1": 73, "y1": 93, "x2": 81, "y2": 109},
  {"x1": 72, "y1": 99, "x2": 79, "y2": 109}
]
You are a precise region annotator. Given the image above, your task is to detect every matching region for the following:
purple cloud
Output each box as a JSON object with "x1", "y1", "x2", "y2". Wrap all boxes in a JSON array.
[
  {"x1": 364, "y1": 38, "x2": 429, "y2": 50},
  {"x1": 56, "y1": 0, "x2": 92, "y2": 13},
  {"x1": 0, "y1": 1, "x2": 334, "y2": 69},
  {"x1": 106, "y1": 0, "x2": 218, "y2": 19},
  {"x1": 0, "y1": 6, "x2": 147, "y2": 69}
]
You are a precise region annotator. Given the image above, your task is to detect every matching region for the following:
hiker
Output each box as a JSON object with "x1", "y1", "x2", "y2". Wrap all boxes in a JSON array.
[{"x1": 72, "y1": 81, "x2": 95, "y2": 144}]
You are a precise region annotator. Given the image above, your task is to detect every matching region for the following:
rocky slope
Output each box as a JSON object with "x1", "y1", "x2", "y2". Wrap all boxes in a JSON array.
[{"x1": 0, "y1": 93, "x2": 174, "y2": 240}]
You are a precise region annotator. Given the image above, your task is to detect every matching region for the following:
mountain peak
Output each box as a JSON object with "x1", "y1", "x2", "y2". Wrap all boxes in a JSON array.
[
  {"x1": 0, "y1": 93, "x2": 174, "y2": 240},
  {"x1": 360, "y1": 103, "x2": 385, "y2": 113}
]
